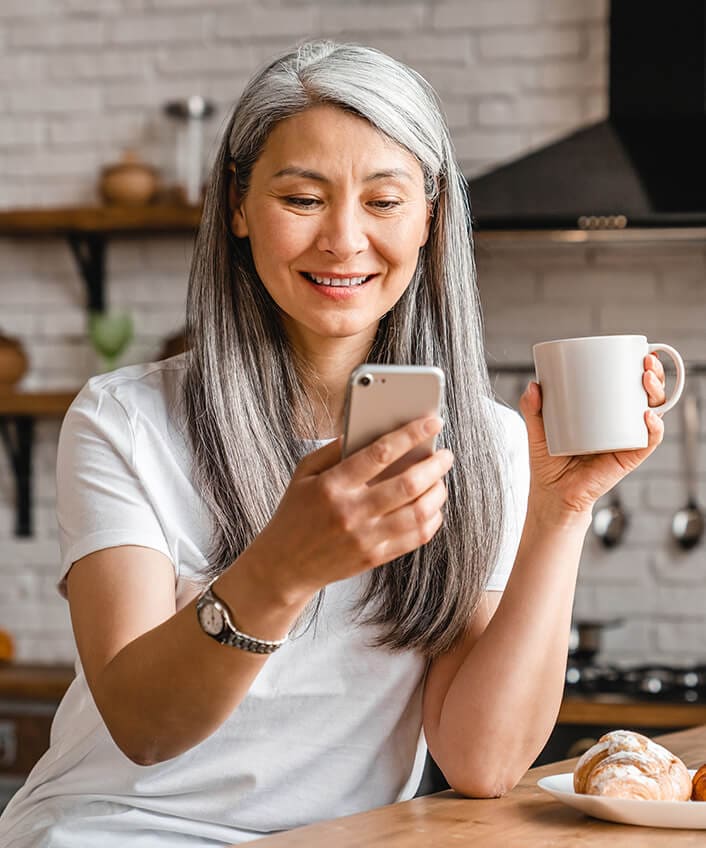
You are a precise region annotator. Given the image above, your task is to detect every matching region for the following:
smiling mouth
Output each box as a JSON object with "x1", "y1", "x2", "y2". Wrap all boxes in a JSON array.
[{"x1": 301, "y1": 272, "x2": 375, "y2": 288}]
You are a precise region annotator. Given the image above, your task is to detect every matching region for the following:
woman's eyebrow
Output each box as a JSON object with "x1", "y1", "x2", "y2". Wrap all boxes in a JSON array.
[
  {"x1": 271, "y1": 167, "x2": 413, "y2": 183},
  {"x1": 364, "y1": 168, "x2": 413, "y2": 183},
  {"x1": 272, "y1": 166, "x2": 327, "y2": 182}
]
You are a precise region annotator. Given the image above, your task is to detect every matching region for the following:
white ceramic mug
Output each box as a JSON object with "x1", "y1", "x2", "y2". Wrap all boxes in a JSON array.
[{"x1": 532, "y1": 335, "x2": 685, "y2": 456}]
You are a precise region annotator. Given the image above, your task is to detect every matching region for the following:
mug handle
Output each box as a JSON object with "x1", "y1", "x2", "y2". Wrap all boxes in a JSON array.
[{"x1": 648, "y1": 343, "x2": 685, "y2": 416}]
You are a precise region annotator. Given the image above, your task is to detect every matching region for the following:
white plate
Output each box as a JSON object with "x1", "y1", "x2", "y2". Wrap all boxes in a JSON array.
[{"x1": 537, "y1": 770, "x2": 706, "y2": 829}]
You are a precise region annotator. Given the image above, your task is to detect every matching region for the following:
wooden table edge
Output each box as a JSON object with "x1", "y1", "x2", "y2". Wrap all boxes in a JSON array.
[{"x1": 246, "y1": 725, "x2": 706, "y2": 847}]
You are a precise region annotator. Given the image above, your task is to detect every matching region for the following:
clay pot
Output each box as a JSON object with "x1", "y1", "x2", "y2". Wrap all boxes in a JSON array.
[
  {"x1": 100, "y1": 149, "x2": 159, "y2": 206},
  {"x1": 0, "y1": 333, "x2": 28, "y2": 391}
]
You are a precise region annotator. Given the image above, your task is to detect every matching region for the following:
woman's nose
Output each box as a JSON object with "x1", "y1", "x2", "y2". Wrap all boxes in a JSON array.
[{"x1": 315, "y1": 202, "x2": 368, "y2": 259}]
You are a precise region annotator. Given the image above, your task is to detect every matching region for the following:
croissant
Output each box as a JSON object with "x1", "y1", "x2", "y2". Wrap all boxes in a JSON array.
[
  {"x1": 692, "y1": 763, "x2": 706, "y2": 801},
  {"x1": 573, "y1": 730, "x2": 692, "y2": 802}
]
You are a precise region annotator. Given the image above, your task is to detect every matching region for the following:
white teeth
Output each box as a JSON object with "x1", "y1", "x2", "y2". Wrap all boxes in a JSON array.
[{"x1": 308, "y1": 273, "x2": 369, "y2": 287}]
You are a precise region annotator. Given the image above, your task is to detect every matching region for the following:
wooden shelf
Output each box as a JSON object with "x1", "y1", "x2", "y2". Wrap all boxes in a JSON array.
[
  {"x1": 0, "y1": 204, "x2": 202, "y2": 236},
  {"x1": 0, "y1": 206, "x2": 200, "y2": 535},
  {"x1": 0, "y1": 392, "x2": 77, "y2": 417},
  {"x1": 0, "y1": 203, "x2": 202, "y2": 312},
  {"x1": 0, "y1": 203, "x2": 197, "y2": 532},
  {"x1": 0, "y1": 391, "x2": 79, "y2": 537}
]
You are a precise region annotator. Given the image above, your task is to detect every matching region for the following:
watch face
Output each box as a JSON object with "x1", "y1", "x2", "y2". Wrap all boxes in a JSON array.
[{"x1": 199, "y1": 602, "x2": 224, "y2": 637}]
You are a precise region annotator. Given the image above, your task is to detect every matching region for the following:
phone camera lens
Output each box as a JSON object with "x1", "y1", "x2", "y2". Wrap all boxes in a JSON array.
[{"x1": 359, "y1": 374, "x2": 373, "y2": 387}]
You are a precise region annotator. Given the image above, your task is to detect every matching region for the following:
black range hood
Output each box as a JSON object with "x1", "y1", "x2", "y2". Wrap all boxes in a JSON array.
[{"x1": 468, "y1": 1, "x2": 706, "y2": 233}]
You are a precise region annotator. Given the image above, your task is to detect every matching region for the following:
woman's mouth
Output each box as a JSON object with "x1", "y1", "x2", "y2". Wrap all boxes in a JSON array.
[{"x1": 301, "y1": 272, "x2": 375, "y2": 288}]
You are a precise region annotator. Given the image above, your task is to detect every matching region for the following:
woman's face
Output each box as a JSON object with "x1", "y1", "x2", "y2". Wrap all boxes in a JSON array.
[{"x1": 230, "y1": 104, "x2": 431, "y2": 351}]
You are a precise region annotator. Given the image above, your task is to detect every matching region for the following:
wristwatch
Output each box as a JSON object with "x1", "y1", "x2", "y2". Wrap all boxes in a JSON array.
[{"x1": 196, "y1": 582, "x2": 288, "y2": 654}]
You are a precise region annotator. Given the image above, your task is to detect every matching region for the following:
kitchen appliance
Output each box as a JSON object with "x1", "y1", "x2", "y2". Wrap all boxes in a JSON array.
[
  {"x1": 468, "y1": 2, "x2": 706, "y2": 232},
  {"x1": 164, "y1": 96, "x2": 215, "y2": 205},
  {"x1": 0, "y1": 696, "x2": 58, "y2": 813},
  {"x1": 564, "y1": 659, "x2": 706, "y2": 704}
]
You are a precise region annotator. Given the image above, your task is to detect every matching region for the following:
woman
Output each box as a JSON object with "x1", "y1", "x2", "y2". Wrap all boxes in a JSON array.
[{"x1": 0, "y1": 41, "x2": 666, "y2": 846}]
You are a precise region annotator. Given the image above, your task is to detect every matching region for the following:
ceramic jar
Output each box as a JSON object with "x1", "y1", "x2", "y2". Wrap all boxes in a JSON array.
[
  {"x1": 0, "y1": 333, "x2": 28, "y2": 391},
  {"x1": 99, "y1": 150, "x2": 159, "y2": 206}
]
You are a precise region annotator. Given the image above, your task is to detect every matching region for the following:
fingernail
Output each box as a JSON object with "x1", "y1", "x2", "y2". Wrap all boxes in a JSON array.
[{"x1": 425, "y1": 416, "x2": 442, "y2": 434}]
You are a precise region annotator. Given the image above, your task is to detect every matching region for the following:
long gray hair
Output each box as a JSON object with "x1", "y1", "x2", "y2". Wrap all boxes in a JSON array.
[{"x1": 184, "y1": 41, "x2": 505, "y2": 658}]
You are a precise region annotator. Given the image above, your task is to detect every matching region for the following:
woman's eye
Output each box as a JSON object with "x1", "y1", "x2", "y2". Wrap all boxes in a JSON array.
[
  {"x1": 284, "y1": 196, "x2": 321, "y2": 208},
  {"x1": 369, "y1": 199, "x2": 403, "y2": 211}
]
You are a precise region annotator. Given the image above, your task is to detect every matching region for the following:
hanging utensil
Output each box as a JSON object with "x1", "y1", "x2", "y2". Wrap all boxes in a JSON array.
[
  {"x1": 671, "y1": 392, "x2": 705, "y2": 549},
  {"x1": 592, "y1": 484, "x2": 628, "y2": 547},
  {"x1": 569, "y1": 618, "x2": 624, "y2": 663}
]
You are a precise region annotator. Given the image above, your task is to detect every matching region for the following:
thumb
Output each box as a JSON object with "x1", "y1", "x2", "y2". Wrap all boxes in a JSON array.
[
  {"x1": 296, "y1": 435, "x2": 343, "y2": 476},
  {"x1": 518, "y1": 381, "x2": 548, "y2": 452}
]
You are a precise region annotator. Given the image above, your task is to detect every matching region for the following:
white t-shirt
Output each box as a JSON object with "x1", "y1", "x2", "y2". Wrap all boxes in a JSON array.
[{"x1": 0, "y1": 355, "x2": 529, "y2": 847}]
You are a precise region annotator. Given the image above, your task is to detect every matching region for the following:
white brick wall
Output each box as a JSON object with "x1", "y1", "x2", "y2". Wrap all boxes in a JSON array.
[{"x1": 1, "y1": 0, "x2": 704, "y2": 667}]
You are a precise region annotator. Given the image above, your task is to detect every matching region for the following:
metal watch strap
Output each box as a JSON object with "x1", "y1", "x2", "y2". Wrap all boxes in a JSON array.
[{"x1": 198, "y1": 584, "x2": 288, "y2": 654}]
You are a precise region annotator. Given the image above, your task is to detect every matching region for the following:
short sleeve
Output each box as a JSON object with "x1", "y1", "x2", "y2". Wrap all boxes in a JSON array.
[
  {"x1": 56, "y1": 379, "x2": 173, "y2": 598},
  {"x1": 484, "y1": 405, "x2": 530, "y2": 592}
]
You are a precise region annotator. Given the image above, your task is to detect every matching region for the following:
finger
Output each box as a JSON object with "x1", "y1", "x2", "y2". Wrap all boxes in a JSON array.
[
  {"x1": 616, "y1": 408, "x2": 665, "y2": 470},
  {"x1": 644, "y1": 353, "x2": 665, "y2": 385},
  {"x1": 380, "y1": 478, "x2": 448, "y2": 533},
  {"x1": 643, "y1": 369, "x2": 666, "y2": 408},
  {"x1": 337, "y1": 416, "x2": 443, "y2": 486},
  {"x1": 646, "y1": 408, "x2": 665, "y2": 444},
  {"x1": 362, "y1": 449, "x2": 453, "y2": 517},
  {"x1": 371, "y1": 508, "x2": 445, "y2": 565},
  {"x1": 518, "y1": 381, "x2": 547, "y2": 452},
  {"x1": 295, "y1": 436, "x2": 343, "y2": 476}
]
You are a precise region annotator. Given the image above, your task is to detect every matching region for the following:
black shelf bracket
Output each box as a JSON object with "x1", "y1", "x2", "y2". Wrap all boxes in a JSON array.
[
  {"x1": 0, "y1": 415, "x2": 35, "y2": 537},
  {"x1": 67, "y1": 233, "x2": 106, "y2": 312}
]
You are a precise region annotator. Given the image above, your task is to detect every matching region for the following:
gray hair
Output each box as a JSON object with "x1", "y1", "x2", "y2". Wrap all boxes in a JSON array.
[{"x1": 184, "y1": 41, "x2": 504, "y2": 657}]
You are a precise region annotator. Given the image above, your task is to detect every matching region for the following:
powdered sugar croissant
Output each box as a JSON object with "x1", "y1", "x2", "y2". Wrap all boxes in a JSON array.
[{"x1": 573, "y1": 730, "x2": 692, "y2": 801}]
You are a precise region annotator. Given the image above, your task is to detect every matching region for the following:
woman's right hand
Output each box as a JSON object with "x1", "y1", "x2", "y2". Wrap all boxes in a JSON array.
[{"x1": 244, "y1": 416, "x2": 453, "y2": 605}]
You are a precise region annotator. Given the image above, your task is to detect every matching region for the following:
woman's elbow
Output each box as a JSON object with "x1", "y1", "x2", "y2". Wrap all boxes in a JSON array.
[
  {"x1": 444, "y1": 764, "x2": 524, "y2": 799},
  {"x1": 103, "y1": 719, "x2": 173, "y2": 766},
  {"x1": 113, "y1": 734, "x2": 162, "y2": 767}
]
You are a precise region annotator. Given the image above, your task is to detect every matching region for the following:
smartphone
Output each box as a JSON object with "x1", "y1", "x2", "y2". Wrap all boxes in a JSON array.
[{"x1": 342, "y1": 364, "x2": 445, "y2": 480}]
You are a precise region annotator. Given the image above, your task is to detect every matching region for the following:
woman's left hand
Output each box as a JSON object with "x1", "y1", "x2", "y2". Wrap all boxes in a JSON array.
[{"x1": 519, "y1": 354, "x2": 666, "y2": 519}]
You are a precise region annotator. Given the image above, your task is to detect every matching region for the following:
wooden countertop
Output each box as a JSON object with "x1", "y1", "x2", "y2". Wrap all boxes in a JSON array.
[
  {"x1": 249, "y1": 725, "x2": 706, "y2": 847},
  {"x1": 559, "y1": 694, "x2": 706, "y2": 727}
]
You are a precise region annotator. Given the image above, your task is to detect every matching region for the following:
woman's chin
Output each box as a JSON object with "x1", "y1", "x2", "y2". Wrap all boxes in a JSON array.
[{"x1": 284, "y1": 315, "x2": 380, "y2": 348}]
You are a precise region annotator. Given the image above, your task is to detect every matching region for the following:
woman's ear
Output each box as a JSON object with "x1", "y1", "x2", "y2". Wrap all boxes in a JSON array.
[
  {"x1": 227, "y1": 162, "x2": 249, "y2": 238},
  {"x1": 420, "y1": 200, "x2": 433, "y2": 247}
]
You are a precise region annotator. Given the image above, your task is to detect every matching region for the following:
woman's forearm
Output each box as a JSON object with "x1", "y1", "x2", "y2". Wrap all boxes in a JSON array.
[
  {"x1": 92, "y1": 549, "x2": 311, "y2": 766},
  {"x1": 433, "y1": 500, "x2": 591, "y2": 797}
]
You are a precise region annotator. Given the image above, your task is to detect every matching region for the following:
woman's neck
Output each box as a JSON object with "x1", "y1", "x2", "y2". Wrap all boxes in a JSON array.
[{"x1": 287, "y1": 325, "x2": 377, "y2": 439}]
